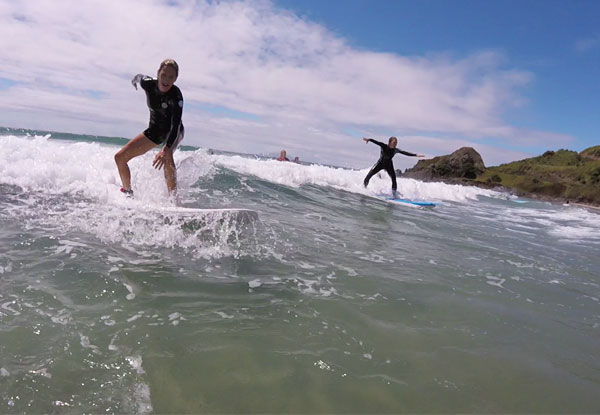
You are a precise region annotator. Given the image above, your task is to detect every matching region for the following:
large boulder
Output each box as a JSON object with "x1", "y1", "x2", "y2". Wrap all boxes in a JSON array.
[{"x1": 403, "y1": 147, "x2": 486, "y2": 181}]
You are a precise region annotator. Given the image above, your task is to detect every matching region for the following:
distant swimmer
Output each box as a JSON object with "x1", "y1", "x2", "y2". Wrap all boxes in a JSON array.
[
  {"x1": 277, "y1": 149, "x2": 290, "y2": 161},
  {"x1": 114, "y1": 59, "x2": 184, "y2": 197},
  {"x1": 362, "y1": 137, "x2": 424, "y2": 197}
]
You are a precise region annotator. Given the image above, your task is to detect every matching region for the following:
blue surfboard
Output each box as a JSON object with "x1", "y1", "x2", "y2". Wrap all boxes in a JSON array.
[{"x1": 385, "y1": 197, "x2": 437, "y2": 207}]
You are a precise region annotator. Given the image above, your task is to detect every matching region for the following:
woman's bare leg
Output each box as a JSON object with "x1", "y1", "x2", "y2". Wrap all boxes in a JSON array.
[
  {"x1": 114, "y1": 134, "x2": 157, "y2": 190},
  {"x1": 162, "y1": 149, "x2": 177, "y2": 195}
]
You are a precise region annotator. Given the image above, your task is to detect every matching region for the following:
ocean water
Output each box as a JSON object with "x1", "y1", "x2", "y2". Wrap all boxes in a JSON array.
[{"x1": 1, "y1": 130, "x2": 599, "y2": 413}]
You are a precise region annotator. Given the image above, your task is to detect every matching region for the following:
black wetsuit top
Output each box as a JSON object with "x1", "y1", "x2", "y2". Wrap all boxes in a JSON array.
[
  {"x1": 140, "y1": 77, "x2": 184, "y2": 148},
  {"x1": 364, "y1": 139, "x2": 418, "y2": 190},
  {"x1": 368, "y1": 139, "x2": 417, "y2": 162}
]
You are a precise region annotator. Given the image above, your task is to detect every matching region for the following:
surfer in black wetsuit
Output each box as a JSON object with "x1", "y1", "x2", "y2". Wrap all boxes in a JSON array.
[
  {"x1": 362, "y1": 137, "x2": 424, "y2": 197},
  {"x1": 114, "y1": 59, "x2": 184, "y2": 196}
]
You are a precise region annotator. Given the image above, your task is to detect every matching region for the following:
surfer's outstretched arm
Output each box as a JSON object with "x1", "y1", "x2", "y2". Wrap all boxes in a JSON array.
[
  {"x1": 363, "y1": 137, "x2": 386, "y2": 148},
  {"x1": 131, "y1": 74, "x2": 153, "y2": 91},
  {"x1": 395, "y1": 148, "x2": 425, "y2": 157}
]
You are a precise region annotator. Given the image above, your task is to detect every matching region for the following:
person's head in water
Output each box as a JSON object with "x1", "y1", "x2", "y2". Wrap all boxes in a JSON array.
[
  {"x1": 157, "y1": 59, "x2": 179, "y2": 93},
  {"x1": 388, "y1": 136, "x2": 398, "y2": 148},
  {"x1": 277, "y1": 149, "x2": 289, "y2": 161}
]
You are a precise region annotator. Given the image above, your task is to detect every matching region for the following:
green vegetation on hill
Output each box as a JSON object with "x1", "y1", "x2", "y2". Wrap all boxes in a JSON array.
[
  {"x1": 580, "y1": 145, "x2": 600, "y2": 160},
  {"x1": 476, "y1": 149, "x2": 600, "y2": 205}
]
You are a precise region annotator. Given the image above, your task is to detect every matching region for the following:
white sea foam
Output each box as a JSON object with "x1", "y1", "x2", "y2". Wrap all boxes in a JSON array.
[
  {"x1": 0, "y1": 262, "x2": 13, "y2": 274},
  {"x1": 2, "y1": 134, "x2": 600, "y2": 246},
  {"x1": 215, "y1": 311, "x2": 234, "y2": 319},
  {"x1": 128, "y1": 383, "x2": 153, "y2": 414},
  {"x1": 486, "y1": 276, "x2": 507, "y2": 289},
  {"x1": 126, "y1": 355, "x2": 146, "y2": 375},
  {"x1": 168, "y1": 312, "x2": 184, "y2": 326},
  {"x1": 212, "y1": 153, "x2": 494, "y2": 203},
  {"x1": 123, "y1": 282, "x2": 136, "y2": 300},
  {"x1": 124, "y1": 356, "x2": 154, "y2": 413},
  {"x1": 500, "y1": 206, "x2": 600, "y2": 242},
  {"x1": 79, "y1": 334, "x2": 101, "y2": 354},
  {"x1": 127, "y1": 312, "x2": 144, "y2": 323},
  {"x1": 0, "y1": 133, "x2": 519, "y2": 210},
  {"x1": 101, "y1": 315, "x2": 116, "y2": 326},
  {"x1": 30, "y1": 368, "x2": 52, "y2": 378},
  {"x1": 248, "y1": 279, "x2": 262, "y2": 288},
  {"x1": 50, "y1": 309, "x2": 72, "y2": 325},
  {"x1": 0, "y1": 135, "x2": 261, "y2": 258},
  {"x1": 1, "y1": 300, "x2": 20, "y2": 316}
]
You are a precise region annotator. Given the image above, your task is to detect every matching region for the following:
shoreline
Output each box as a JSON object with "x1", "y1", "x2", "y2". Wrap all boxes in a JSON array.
[
  {"x1": 400, "y1": 146, "x2": 600, "y2": 213},
  {"x1": 411, "y1": 176, "x2": 600, "y2": 213},
  {"x1": 570, "y1": 202, "x2": 600, "y2": 212}
]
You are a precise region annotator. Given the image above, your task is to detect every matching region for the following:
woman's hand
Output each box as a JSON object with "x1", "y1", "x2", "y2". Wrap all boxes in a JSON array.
[
  {"x1": 153, "y1": 146, "x2": 172, "y2": 170},
  {"x1": 131, "y1": 74, "x2": 145, "y2": 90},
  {"x1": 417, "y1": 154, "x2": 425, "y2": 158},
  {"x1": 363, "y1": 137, "x2": 370, "y2": 143}
]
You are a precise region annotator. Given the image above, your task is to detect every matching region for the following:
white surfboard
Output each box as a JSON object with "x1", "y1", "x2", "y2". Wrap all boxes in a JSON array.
[{"x1": 109, "y1": 186, "x2": 258, "y2": 228}]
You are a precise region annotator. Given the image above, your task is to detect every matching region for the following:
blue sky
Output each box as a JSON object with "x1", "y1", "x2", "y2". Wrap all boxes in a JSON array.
[
  {"x1": 0, "y1": 0, "x2": 598, "y2": 169},
  {"x1": 276, "y1": 0, "x2": 600, "y2": 154}
]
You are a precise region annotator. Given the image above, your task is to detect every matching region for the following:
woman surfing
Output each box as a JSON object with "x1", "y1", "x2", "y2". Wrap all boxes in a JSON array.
[
  {"x1": 114, "y1": 59, "x2": 184, "y2": 197},
  {"x1": 362, "y1": 136, "x2": 424, "y2": 198}
]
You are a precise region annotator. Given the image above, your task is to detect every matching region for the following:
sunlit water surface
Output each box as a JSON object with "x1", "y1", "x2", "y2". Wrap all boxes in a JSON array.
[{"x1": 1, "y1": 133, "x2": 599, "y2": 413}]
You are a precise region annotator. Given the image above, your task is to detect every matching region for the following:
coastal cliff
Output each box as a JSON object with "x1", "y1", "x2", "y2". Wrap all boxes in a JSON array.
[{"x1": 402, "y1": 146, "x2": 600, "y2": 206}]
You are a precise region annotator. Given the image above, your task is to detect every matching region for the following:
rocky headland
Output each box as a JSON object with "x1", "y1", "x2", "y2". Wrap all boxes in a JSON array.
[{"x1": 401, "y1": 146, "x2": 600, "y2": 208}]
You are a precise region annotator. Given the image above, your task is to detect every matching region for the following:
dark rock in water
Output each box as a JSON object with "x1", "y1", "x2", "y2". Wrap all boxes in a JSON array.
[{"x1": 403, "y1": 147, "x2": 485, "y2": 181}]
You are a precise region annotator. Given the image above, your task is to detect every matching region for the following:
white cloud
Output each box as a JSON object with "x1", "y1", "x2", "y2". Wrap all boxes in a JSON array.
[
  {"x1": 0, "y1": 0, "x2": 572, "y2": 167},
  {"x1": 575, "y1": 34, "x2": 600, "y2": 53}
]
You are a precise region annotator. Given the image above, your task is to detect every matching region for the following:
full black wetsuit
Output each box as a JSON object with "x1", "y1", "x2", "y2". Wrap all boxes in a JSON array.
[
  {"x1": 138, "y1": 75, "x2": 184, "y2": 149},
  {"x1": 363, "y1": 139, "x2": 418, "y2": 191}
]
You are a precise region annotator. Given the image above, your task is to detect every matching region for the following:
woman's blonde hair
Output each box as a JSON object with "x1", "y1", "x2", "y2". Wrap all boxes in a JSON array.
[{"x1": 158, "y1": 59, "x2": 179, "y2": 77}]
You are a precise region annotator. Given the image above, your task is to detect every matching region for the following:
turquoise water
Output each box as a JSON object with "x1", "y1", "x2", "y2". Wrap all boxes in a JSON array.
[{"x1": 1, "y1": 130, "x2": 599, "y2": 413}]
